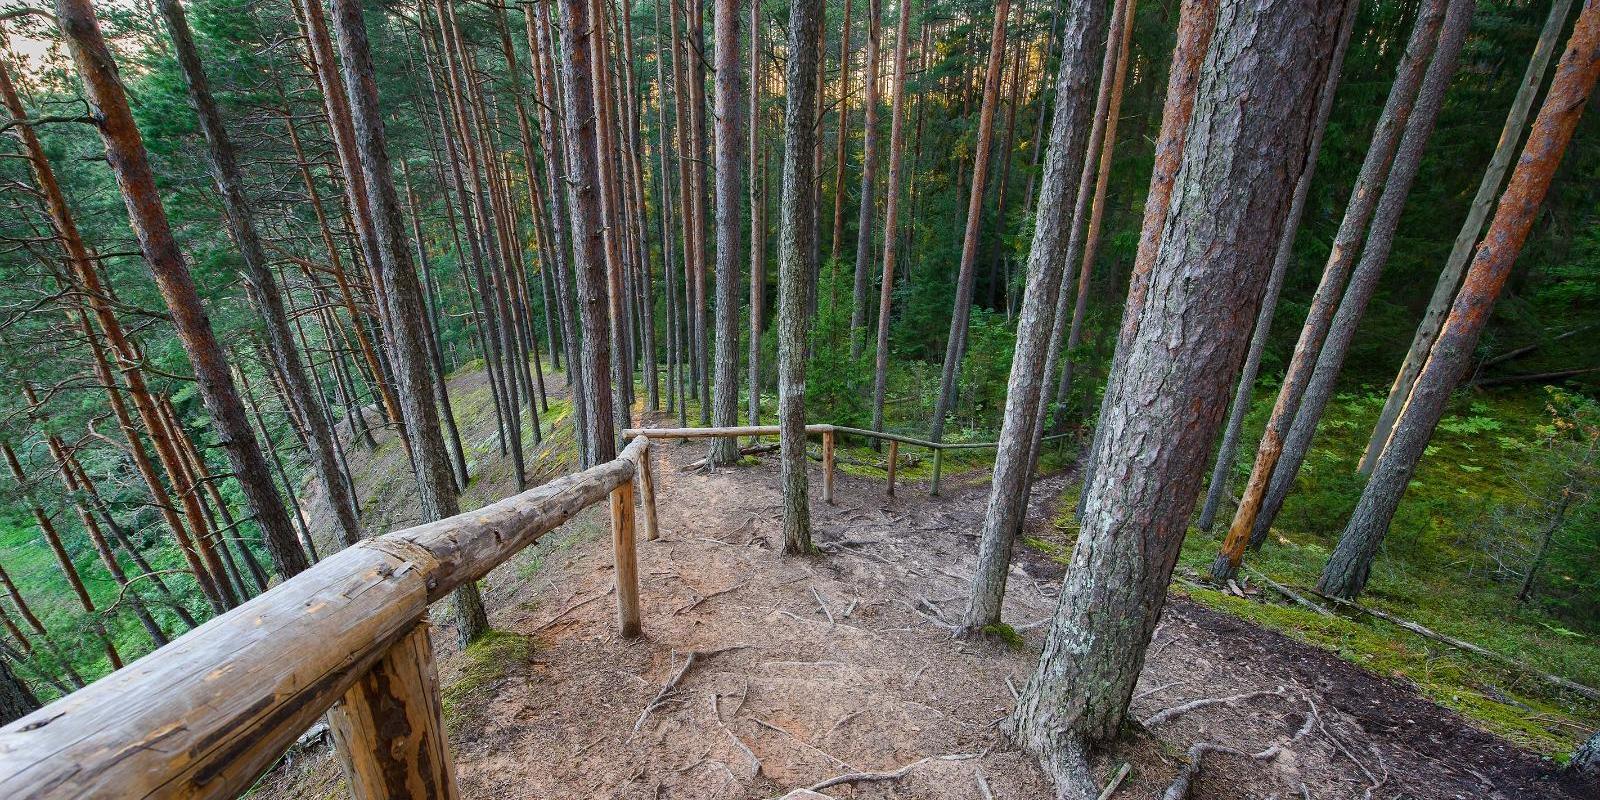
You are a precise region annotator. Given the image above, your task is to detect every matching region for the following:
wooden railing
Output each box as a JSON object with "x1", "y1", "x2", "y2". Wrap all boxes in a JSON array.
[
  {"x1": 624, "y1": 423, "x2": 1071, "y2": 497},
  {"x1": 0, "y1": 435, "x2": 659, "y2": 800}
]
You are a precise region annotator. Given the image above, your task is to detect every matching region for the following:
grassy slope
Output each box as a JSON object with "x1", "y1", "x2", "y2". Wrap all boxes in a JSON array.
[{"x1": 1036, "y1": 385, "x2": 1599, "y2": 757}]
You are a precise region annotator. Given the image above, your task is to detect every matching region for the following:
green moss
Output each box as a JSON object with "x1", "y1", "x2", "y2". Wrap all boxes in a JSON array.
[
  {"x1": 983, "y1": 623, "x2": 1026, "y2": 649},
  {"x1": 441, "y1": 630, "x2": 534, "y2": 731}
]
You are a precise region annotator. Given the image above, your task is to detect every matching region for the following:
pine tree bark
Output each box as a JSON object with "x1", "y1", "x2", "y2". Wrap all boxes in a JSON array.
[
  {"x1": 555, "y1": 0, "x2": 620, "y2": 465},
  {"x1": 828, "y1": 0, "x2": 855, "y2": 264},
  {"x1": 1319, "y1": 1, "x2": 1600, "y2": 600},
  {"x1": 748, "y1": 0, "x2": 766, "y2": 428},
  {"x1": 778, "y1": 0, "x2": 824, "y2": 554},
  {"x1": 1361, "y1": 0, "x2": 1575, "y2": 475},
  {"x1": 929, "y1": 0, "x2": 1010, "y2": 442},
  {"x1": 1212, "y1": 0, "x2": 1448, "y2": 582},
  {"x1": 156, "y1": 0, "x2": 362, "y2": 548},
  {"x1": 0, "y1": 655, "x2": 39, "y2": 726},
  {"x1": 1009, "y1": 1, "x2": 1347, "y2": 792},
  {"x1": 1196, "y1": 0, "x2": 1359, "y2": 531},
  {"x1": 53, "y1": 0, "x2": 310, "y2": 579},
  {"x1": 962, "y1": 0, "x2": 1107, "y2": 635},
  {"x1": 708, "y1": 0, "x2": 745, "y2": 466},
  {"x1": 327, "y1": 0, "x2": 487, "y2": 644}
]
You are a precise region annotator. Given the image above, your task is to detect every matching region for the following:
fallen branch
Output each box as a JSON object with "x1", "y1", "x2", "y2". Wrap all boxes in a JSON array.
[
  {"x1": 534, "y1": 587, "x2": 614, "y2": 632},
  {"x1": 811, "y1": 587, "x2": 836, "y2": 627},
  {"x1": 673, "y1": 580, "x2": 750, "y2": 615},
  {"x1": 634, "y1": 646, "x2": 753, "y2": 732},
  {"x1": 1314, "y1": 591, "x2": 1600, "y2": 702},
  {"x1": 1244, "y1": 567, "x2": 1332, "y2": 617},
  {"x1": 680, "y1": 443, "x2": 779, "y2": 471},
  {"x1": 1142, "y1": 686, "x2": 1287, "y2": 728},
  {"x1": 1097, "y1": 762, "x2": 1132, "y2": 800},
  {"x1": 806, "y1": 752, "x2": 981, "y2": 792}
]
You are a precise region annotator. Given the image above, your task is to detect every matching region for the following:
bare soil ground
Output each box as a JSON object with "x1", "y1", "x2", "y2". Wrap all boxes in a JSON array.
[{"x1": 266, "y1": 379, "x2": 1594, "y2": 800}]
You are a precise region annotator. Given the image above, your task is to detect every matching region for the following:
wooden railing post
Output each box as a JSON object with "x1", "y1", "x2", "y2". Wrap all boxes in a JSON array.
[
  {"x1": 610, "y1": 478, "x2": 642, "y2": 638},
  {"x1": 637, "y1": 440, "x2": 659, "y2": 541},
  {"x1": 328, "y1": 622, "x2": 458, "y2": 800},
  {"x1": 886, "y1": 439, "x2": 899, "y2": 497},
  {"x1": 930, "y1": 447, "x2": 944, "y2": 496},
  {"x1": 822, "y1": 427, "x2": 836, "y2": 505}
]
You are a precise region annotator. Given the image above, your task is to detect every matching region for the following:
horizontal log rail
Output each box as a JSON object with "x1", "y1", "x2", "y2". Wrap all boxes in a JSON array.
[
  {"x1": 623, "y1": 423, "x2": 1073, "y2": 496},
  {"x1": 0, "y1": 435, "x2": 658, "y2": 800}
]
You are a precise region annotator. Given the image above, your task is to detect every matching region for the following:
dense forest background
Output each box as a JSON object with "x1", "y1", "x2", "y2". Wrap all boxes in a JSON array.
[{"x1": 0, "y1": 0, "x2": 1595, "y2": 756}]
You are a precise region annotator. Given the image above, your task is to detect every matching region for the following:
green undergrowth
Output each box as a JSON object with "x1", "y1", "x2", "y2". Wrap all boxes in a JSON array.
[
  {"x1": 440, "y1": 629, "x2": 535, "y2": 733},
  {"x1": 1032, "y1": 385, "x2": 1599, "y2": 758}
]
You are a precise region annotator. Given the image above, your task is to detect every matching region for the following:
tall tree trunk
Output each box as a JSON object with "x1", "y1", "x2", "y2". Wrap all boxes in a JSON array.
[
  {"x1": 156, "y1": 0, "x2": 362, "y2": 548},
  {"x1": 961, "y1": 0, "x2": 1107, "y2": 635},
  {"x1": 828, "y1": 0, "x2": 855, "y2": 264},
  {"x1": 0, "y1": 561, "x2": 83, "y2": 688},
  {"x1": 748, "y1": 0, "x2": 766, "y2": 428},
  {"x1": 53, "y1": 0, "x2": 310, "y2": 579},
  {"x1": 1195, "y1": 0, "x2": 1359, "y2": 531},
  {"x1": 555, "y1": 0, "x2": 620, "y2": 464},
  {"x1": 778, "y1": 0, "x2": 824, "y2": 554},
  {"x1": 1213, "y1": 0, "x2": 1448, "y2": 582},
  {"x1": 1319, "y1": 2, "x2": 1600, "y2": 600},
  {"x1": 870, "y1": 0, "x2": 915, "y2": 435},
  {"x1": 327, "y1": 0, "x2": 487, "y2": 644},
  {"x1": 1361, "y1": 0, "x2": 1576, "y2": 475},
  {"x1": 708, "y1": 0, "x2": 745, "y2": 466},
  {"x1": 1009, "y1": 2, "x2": 1348, "y2": 792},
  {"x1": 847, "y1": 0, "x2": 883, "y2": 360},
  {"x1": 0, "y1": 656, "x2": 39, "y2": 726},
  {"x1": 1244, "y1": 0, "x2": 1472, "y2": 555},
  {"x1": 929, "y1": 0, "x2": 1010, "y2": 443}
]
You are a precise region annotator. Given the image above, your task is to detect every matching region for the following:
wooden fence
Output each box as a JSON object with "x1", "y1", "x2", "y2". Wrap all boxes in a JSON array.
[
  {"x1": 623, "y1": 422, "x2": 1071, "y2": 497},
  {"x1": 0, "y1": 420, "x2": 1059, "y2": 798},
  {"x1": 0, "y1": 435, "x2": 658, "y2": 800}
]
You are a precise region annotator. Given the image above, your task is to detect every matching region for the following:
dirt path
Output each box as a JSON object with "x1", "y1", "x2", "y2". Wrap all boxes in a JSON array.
[{"x1": 272, "y1": 398, "x2": 1590, "y2": 799}]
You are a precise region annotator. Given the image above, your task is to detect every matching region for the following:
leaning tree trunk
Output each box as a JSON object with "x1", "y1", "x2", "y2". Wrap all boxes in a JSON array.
[
  {"x1": 1246, "y1": 0, "x2": 1473, "y2": 553},
  {"x1": 0, "y1": 656, "x2": 37, "y2": 726},
  {"x1": 870, "y1": 0, "x2": 915, "y2": 435},
  {"x1": 157, "y1": 0, "x2": 362, "y2": 549},
  {"x1": 848, "y1": 0, "x2": 883, "y2": 360},
  {"x1": 777, "y1": 0, "x2": 824, "y2": 555},
  {"x1": 1319, "y1": 1, "x2": 1600, "y2": 600},
  {"x1": 1195, "y1": 0, "x2": 1359, "y2": 531},
  {"x1": 1009, "y1": 0, "x2": 1349, "y2": 794},
  {"x1": 1212, "y1": 0, "x2": 1448, "y2": 582},
  {"x1": 53, "y1": 0, "x2": 309, "y2": 579},
  {"x1": 961, "y1": 0, "x2": 1107, "y2": 636},
  {"x1": 708, "y1": 0, "x2": 746, "y2": 467},
  {"x1": 327, "y1": 0, "x2": 487, "y2": 645},
  {"x1": 1360, "y1": 0, "x2": 1575, "y2": 475},
  {"x1": 1572, "y1": 730, "x2": 1600, "y2": 780},
  {"x1": 929, "y1": 0, "x2": 1011, "y2": 443}
]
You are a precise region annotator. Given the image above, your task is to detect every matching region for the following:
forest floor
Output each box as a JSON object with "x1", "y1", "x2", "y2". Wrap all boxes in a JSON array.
[{"x1": 257, "y1": 365, "x2": 1595, "y2": 799}]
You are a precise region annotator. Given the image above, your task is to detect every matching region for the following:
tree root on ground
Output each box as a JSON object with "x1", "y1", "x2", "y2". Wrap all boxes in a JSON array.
[{"x1": 805, "y1": 752, "x2": 981, "y2": 792}]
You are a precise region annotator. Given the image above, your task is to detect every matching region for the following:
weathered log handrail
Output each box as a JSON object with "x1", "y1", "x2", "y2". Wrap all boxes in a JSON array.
[
  {"x1": 0, "y1": 435, "x2": 656, "y2": 800},
  {"x1": 623, "y1": 423, "x2": 1073, "y2": 496}
]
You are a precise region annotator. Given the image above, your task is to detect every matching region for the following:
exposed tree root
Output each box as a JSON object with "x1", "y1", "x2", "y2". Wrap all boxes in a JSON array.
[
  {"x1": 633, "y1": 645, "x2": 753, "y2": 732},
  {"x1": 1142, "y1": 686, "x2": 1288, "y2": 728},
  {"x1": 805, "y1": 752, "x2": 981, "y2": 791}
]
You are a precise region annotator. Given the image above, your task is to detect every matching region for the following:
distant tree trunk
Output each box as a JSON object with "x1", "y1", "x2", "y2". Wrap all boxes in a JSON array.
[
  {"x1": 961, "y1": 0, "x2": 1107, "y2": 636},
  {"x1": 1196, "y1": 0, "x2": 1359, "y2": 531},
  {"x1": 1047, "y1": 0, "x2": 1135, "y2": 433},
  {"x1": 53, "y1": 0, "x2": 310, "y2": 579},
  {"x1": 778, "y1": 0, "x2": 824, "y2": 554},
  {"x1": 688, "y1": 0, "x2": 713, "y2": 424},
  {"x1": 848, "y1": 0, "x2": 883, "y2": 359},
  {"x1": 1320, "y1": 3, "x2": 1600, "y2": 599},
  {"x1": 1361, "y1": 0, "x2": 1575, "y2": 475},
  {"x1": 829, "y1": 0, "x2": 855, "y2": 265},
  {"x1": 709, "y1": 0, "x2": 745, "y2": 466},
  {"x1": 870, "y1": 0, "x2": 915, "y2": 435},
  {"x1": 0, "y1": 560, "x2": 83, "y2": 688},
  {"x1": 157, "y1": 0, "x2": 362, "y2": 549},
  {"x1": 1519, "y1": 487, "x2": 1575, "y2": 602},
  {"x1": 556, "y1": 0, "x2": 620, "y2": 465},
  {"x1": 2, "y1": 440, "x2": 124, "y2": 670},
  {"x1": 749, "y1": 0, "x2": 767, "y2": 428},
  {"x1": 327, "y1": 0, "x2": 487, "y2": 644},
  {"x1": 929, "y1": 0, "x2": 1010, "y2": 443},
  {"x1": 1245, "y1": 0, "x2": 1472, "y2": 554},
  {"x1": 1213, "y1": 0, "x2": 1448, "y2": 583},
  {"x1": 1009, "y1": 1, "x2": 1347, "y2": 793}
]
